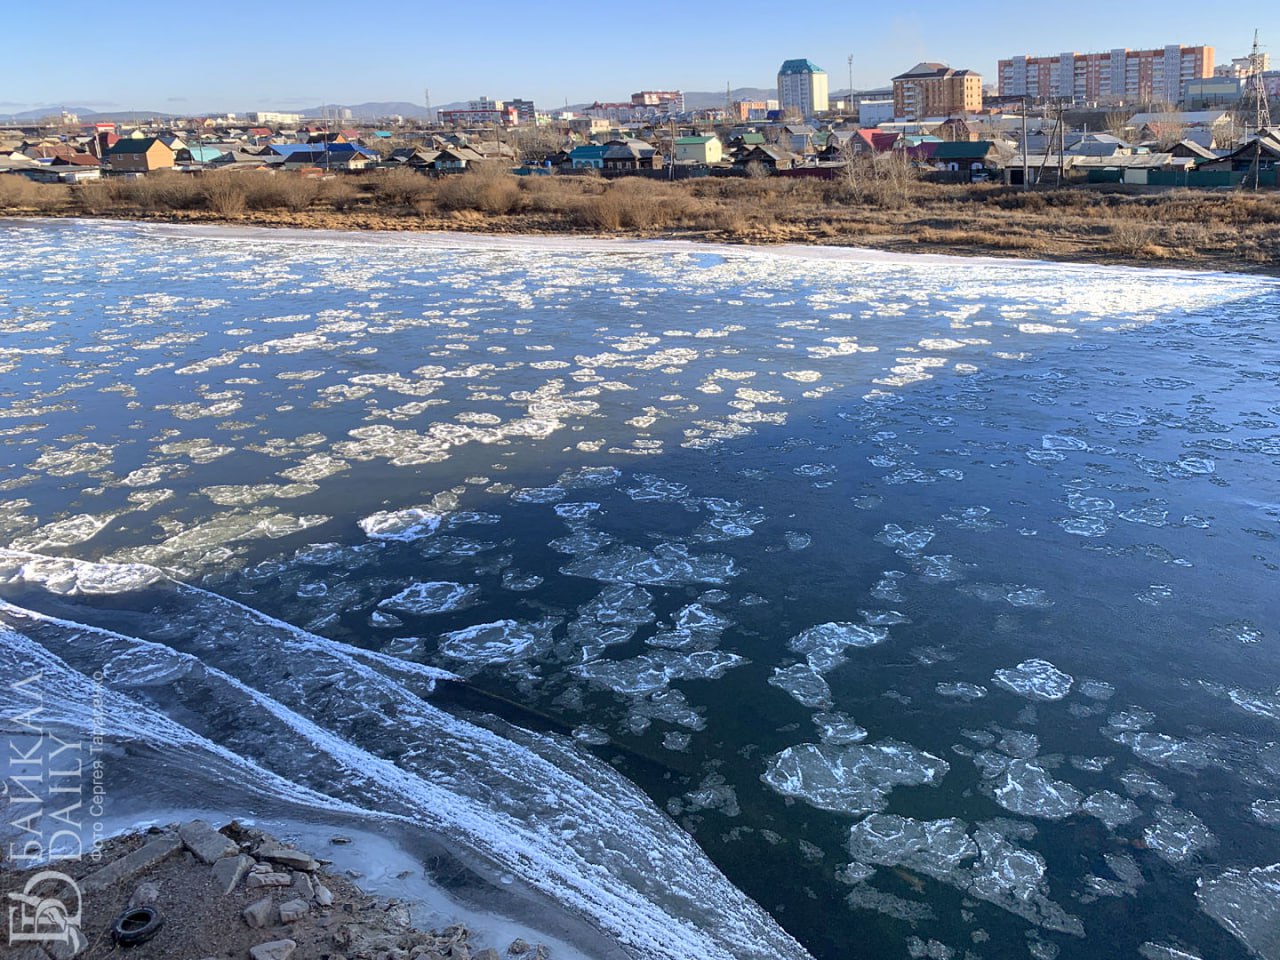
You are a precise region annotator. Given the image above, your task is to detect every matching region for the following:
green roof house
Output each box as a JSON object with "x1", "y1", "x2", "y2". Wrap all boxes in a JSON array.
[
  {"x1": 673, "y1": 135, "x2": 722, "y2": 165},
  {"x1": 105, "y1": 137, "x2": 175, "y2": 174}
]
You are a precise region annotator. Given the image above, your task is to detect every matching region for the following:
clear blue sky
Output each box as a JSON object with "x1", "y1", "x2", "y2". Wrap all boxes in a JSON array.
[{"x1": 3, "y1": 2, "x2": 1270, "y2": 115}]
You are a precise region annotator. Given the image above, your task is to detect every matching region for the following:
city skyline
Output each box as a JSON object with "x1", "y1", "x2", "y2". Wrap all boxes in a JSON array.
[{"x1": 4, "y1": 1, "x2": 1270, "y2": 116}]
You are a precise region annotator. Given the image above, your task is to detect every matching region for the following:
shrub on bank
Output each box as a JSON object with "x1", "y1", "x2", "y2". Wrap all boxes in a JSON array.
[
  {"x1": 375, "y1": 168, "x2": 432, "y2": 207},
  {"x1": 201, "y1": 173, "x2": 248, "y2": 216},
  {"x1": 433, "y1": 164, "x2": 523, "y2": 215}
]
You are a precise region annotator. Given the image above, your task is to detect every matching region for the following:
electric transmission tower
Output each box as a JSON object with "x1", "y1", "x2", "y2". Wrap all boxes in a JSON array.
[{"x1": 1244, "y1": 30, "x2": 1271, "y2": 133}]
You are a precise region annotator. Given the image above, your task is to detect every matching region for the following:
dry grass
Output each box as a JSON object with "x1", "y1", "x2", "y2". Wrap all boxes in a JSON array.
[
  {"x1": 433, "y1": 163, "x2": 523, "y2": 215},
  {"x1": 201, "y1": 173, "x2": 248, "y2": 216}
]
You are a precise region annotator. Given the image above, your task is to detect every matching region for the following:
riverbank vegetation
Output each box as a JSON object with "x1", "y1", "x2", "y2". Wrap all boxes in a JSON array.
[{"x1": 3, "y1": 163, "x2": 1279, "y2": 273}]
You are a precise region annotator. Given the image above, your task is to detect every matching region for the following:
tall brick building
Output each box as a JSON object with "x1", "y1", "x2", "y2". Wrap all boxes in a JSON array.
[
  {"x1": 998, "y1": 45, "x2": 1214, "y2": 103},
  {"x1": 891, "y1": 63, "x2": 983, "y2": 120}
]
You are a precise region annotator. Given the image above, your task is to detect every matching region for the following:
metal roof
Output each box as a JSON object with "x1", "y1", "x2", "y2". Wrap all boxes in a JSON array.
[{"x1": 779, "y1": 59, "x2": 825, "y2": 75}]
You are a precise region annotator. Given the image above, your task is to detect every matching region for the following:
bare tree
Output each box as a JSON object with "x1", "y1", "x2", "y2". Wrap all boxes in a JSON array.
[{"x1": 1104, "y1": 109, "x2": 1132, "y2": 141}]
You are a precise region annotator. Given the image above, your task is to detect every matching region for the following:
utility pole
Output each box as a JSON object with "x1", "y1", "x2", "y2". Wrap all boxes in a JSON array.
[
  {"x1": 1021, "y1": 95, "x2": 1029, "y2": 190},
  {"x1": 848, "y1": 54, "x2": 854, "y2": 114},
  {"x1": 1058, "y1": 101, "x2": 1065, "y2": 186}
]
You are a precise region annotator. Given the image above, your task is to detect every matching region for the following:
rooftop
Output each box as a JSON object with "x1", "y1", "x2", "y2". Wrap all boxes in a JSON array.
[{"x1": 779, "y1": 59, "x2": 826, "y2": 76}]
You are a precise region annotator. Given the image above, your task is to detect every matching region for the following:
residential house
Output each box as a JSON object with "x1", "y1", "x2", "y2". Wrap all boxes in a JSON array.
[
  {"x1": 815, "y1": 131, "x2": 862, "y2": 161},
  {"x1": 32, "y1": 156, "x2": 102, "y2": 183},
  {"x1": 1126, "y1": 110, "x2": 1230, "y2": 145},
  {"x1": 673, "y1": 135, "x2": 722, "y2": 164},
  {"x1": 104, "y1": 137, "x2": 175, "y2": 173},
  {"x1": 388, "y1": 146, "x2": 440, "y2": 169},
  {"x1": 207, "y1": 148, "x2": 279, "y2": 170},
  {"x1": 566, "y1": 144, "x2": 608, "y2": 169},
  {"x1": 935, "y1": 118, "x2": 977, "y2": 142},
  {"x1": 1064, "y1": 133, "x2": 1132, "y2": 157},
  {"x1": 855, "y1": 129, "x2": 902, "y2": 153},
  {"x1": 602, "y1": 140, "x2": 661, "y2": 171},
  {"x1": 1195, "y1": 134, "x2": 1280, "y2": 176},
  {"x1": 433, "y1": 146, "x2": 487, "y2": 172},
  {"x1": 175, "y1": 145, "x2": 227, "y2": 166},
  {"x1": 735, "y1": 145, "x2": 799, "y2": 172},
  {"x1": 471, "y1": 141, "x2": 518, "y2": 161},
  {"x1": 1168, "y1": 139, "x2": 1219, "y2": 162},
  {"x1": 929, "y1": 141, "x2": 999, "y2": 180},
  {"x1": 779, "y1": 124, "x2": 817, "y2": 154}
]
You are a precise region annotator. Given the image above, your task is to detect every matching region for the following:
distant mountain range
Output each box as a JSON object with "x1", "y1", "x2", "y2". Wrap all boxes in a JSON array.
[{"x1": 5, "y1": 88, "x2": 785, "y2": 124}]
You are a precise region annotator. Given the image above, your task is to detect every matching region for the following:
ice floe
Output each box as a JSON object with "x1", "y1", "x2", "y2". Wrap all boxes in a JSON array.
[
  {"x1": 991, "y1": 659, "x2": 1073, "y2": 701},
  {"x1": 1196, "y1": 863, "x2": 1280, "y2": 960},
  {"x1": 377, "y1": 581, "x2": 480, "y2": 616},
  {"x1": 762, "y1": 741, "x2": 949, "y2": 816}
]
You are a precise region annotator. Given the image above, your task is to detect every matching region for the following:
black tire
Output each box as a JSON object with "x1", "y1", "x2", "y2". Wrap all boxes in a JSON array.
[{"x1": 111, "y1": 905, "x2": 164, "y2": 946}]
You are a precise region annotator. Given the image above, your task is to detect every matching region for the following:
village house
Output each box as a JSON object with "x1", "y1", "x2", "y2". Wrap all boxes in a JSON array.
[
  {"x1": 602, "y1": 140, "x2": 662, "y2": 171},
  {"x1": 928, "y1": 141, "x2": 999, "y2": 181},
  {"x1": 433, "y1": 145, "x2": 487, "y2": 172},
  {"x1": 672, "y1": 135, "x2": 722, "y2": 164},
  {"x1": 735, "y1": 145, "x2": 799, "y2": 172},
  {"x1": 104, "y1": 137, "x2": 175, "y2": 173}
]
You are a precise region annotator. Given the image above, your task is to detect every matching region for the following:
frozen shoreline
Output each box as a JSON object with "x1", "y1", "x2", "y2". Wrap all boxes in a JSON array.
[
  {"x1": 88, "y1": 809, "x2": 622, "y2": 960},
  {"x1": 8, "y1": 215, "x2": 1273, "y2": 283}
]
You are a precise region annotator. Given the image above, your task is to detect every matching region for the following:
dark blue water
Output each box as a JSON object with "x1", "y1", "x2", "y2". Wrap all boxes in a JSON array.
[{"x1": 2, "y1": 219, "x2": 1278, "y2": 960}]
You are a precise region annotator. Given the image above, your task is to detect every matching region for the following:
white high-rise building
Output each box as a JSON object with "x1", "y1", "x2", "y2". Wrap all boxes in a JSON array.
[{"x1": 777, "y1": 59, "x2": 829, "y2": 117}]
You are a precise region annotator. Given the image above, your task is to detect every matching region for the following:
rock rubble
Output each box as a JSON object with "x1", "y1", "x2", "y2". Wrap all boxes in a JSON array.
[{"x1": 6, "y1": 819, "x2": 556, "y2": 960}]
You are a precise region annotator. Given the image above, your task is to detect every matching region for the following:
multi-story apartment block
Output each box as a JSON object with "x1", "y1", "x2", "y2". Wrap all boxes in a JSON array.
[
  {"x1": 891, "y1": 63, "x2": 982, "y2": 120},
  {"x1": 439, "y1": 97, "x2": 519, "y2": 127},
  {"x1": 247, "y1": 112, "x2": 302, "y2": 126},
  {"x1": 777, "y1": 59, "x2": 829, "y2": 117},
  {"x1": 1215, "y1": 54, "x2": 1270, "y2": 79},
  {"x1": 505, "y1": 99, "x2": 537, "y2": 125},
  {"x1": 998, "y1": 45, "x2": 1214, "y2": 103},
  {"x1": 631, "y1": 90, "x2": 685, "y2": 113}
]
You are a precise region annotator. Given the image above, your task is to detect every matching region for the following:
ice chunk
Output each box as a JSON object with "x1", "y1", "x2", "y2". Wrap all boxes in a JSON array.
[
  {"x1": 1119, "y1": 767, "x2": 1176, "y2": 802},
  {"x1": 675, "y1": 774, "x2": 740, "y2": 817},
  {"x1": 876, "y1": 523, "x2": 935, "y2": 557},
  {"x1": 992, "y1": 659, "x2": 1073, "y2": 701},
  {"x1": 968, "y1": 826, "x2": 1084, "y2": 936},
  {"x1": 648, "y1": 602, "x2": 732, "y2": 651},
  {"x1": 561, "y1": 542, "x2": 737, "y2": 586},
  {"x1": 906, "y1": 937, "x2": 955, "y2": 959},
  {"x1": 845, "y1": 883, "x2": 936, "y2": 923},
  {"x1": 1196, "y1": 863, "x2": 1280, "y2": 960},
  {"x1": 1082, "y1": 790, "x2": 1141, "y2": 829},
  {"x1": 437, "y1": 618, "x2": 558, "y2": 667},
  {"x1": 572, "y1": 650, "x2": 746, "y2": 695},
  {"x1": 1139, "y1": 944, "x2": 1203, "y2": 960},
  {"x1": 1254, "y1": 799, "x2": 1280, "y2": 829},
  {"x1": 1108, "y1": 730, "x2": 1217, "y2": 772},
  {"x1": 11, "y1": 513, "x2": 115, "y2": 551},
  {"x1": 768, "y1": 663, "x2": 832, "y2": 709},
  {"x1": 1144, "y1": 805, "x2": 1215, "y2": 864},
  {"x1": 762, "y1": 741, "x2": 949, "y2": 816},
  {"x1": 788, "y1": 621, "x2": 888, "y2": 673},
  {"x1": 813, "y1": 712, "x2": 868, "y2": 744},
  {"x1": 989, "y1": 760, "x2": 1083, "y2": 820},
  {"x1": 359, "y1": 507, "x2": 444, "y2": 541},
  {"x1": 378, "y1": 581, "x2": 480, "y2": 615},
  {"x1": 846, "y1": 814, "x2": 977, "y2": 883},
  {"x1": 936, "y1": 681, "x2": 987, "y2": 701}
]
